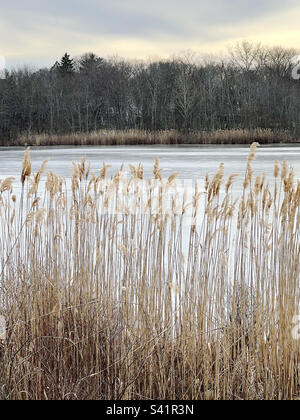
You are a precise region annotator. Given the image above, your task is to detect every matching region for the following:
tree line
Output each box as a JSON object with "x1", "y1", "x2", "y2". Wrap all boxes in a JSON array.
[{"x1": 0, "y1": 41, "x2": 299, "y2": 143}]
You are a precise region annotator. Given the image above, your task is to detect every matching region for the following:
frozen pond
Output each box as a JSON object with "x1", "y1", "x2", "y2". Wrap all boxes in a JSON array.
[{"x1": 0, "y1": 144, "x2": 299, "y2": 194}]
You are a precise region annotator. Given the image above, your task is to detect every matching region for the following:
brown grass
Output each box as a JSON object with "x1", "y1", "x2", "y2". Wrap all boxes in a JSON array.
[
  {"x1": 0, "y1": 144, "x2": 299, "y2": 400},
  {"x1": 10, "y1": 128, "x2": 300, "y2": 147}
]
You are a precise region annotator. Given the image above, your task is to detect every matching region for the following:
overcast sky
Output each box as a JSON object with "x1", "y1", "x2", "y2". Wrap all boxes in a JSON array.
[{"x1": 0, "y1": 0, "x2": 300, "y2": 68}]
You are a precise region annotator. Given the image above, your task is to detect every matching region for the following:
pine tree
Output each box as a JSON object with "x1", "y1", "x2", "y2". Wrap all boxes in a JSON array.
[
  {"x1": 79, "y1": 53, "x2": 103, "y2": 75},
  {"x1": 59, "y1": 53, "x2": 75, "y2": 76}
]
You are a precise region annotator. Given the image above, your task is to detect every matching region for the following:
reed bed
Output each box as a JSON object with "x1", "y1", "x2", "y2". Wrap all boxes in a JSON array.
[
  {"x1": 11, "y1": 128, "x2": 299, "y2": 147},
  {"x1": 0, "y1": 144, "x2": 299, "y2": 400}
]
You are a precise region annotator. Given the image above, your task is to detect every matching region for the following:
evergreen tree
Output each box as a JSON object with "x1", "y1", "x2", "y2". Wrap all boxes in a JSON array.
[
  {"x1": 79, "y1": 53, "x2": 103, "y2": 75},
  {"x1": 59, "y1": 53, "x2": 75, "y2": 76}
]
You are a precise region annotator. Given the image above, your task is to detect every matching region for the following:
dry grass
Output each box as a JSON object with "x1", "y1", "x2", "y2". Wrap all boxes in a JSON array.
[
  {"x1": 0, "y1": 144, "x2": 299, "y2": 400},
  {"x1": 11, "y1": 128, "x2": 300, "y2": 147}
]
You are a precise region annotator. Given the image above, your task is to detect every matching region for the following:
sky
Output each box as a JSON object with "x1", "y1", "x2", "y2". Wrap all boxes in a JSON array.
[{"x1": 0, "y1": 0, "x2": 300, "y2": 69}]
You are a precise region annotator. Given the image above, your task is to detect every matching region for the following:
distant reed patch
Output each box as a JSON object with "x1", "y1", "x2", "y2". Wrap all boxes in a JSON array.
[{"x1": 10, "y1": 128, "x2": 300, "y2": 147}]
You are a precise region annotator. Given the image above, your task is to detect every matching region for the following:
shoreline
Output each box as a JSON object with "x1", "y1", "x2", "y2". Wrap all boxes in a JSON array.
[{"x1": 2, "y1": 128, "x2": 299, "y2": 147}]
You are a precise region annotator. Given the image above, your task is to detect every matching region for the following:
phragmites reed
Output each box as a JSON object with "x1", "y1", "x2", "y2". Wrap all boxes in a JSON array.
[
  {"x1": 0, "y1": 143, "x2": 299, "y2": 400},
  {"x1": 21, "y1": 147, "x2": 32, "y2": 185},
  {"x1": 13, "y1": 128, "x2": 300, "y2": 147}
]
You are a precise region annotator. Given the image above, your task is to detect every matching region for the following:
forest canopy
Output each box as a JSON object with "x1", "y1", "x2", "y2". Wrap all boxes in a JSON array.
[{"x1": 0, "y1": 42, "x2": 300, "y2": 143}]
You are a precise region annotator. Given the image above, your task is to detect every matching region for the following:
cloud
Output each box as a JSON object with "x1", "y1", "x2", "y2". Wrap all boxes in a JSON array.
[{"x1": 0, "y1": 0, "x2": 299, "y2": 67}]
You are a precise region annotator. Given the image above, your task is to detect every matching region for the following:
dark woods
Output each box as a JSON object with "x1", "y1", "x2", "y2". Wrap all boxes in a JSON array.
[{"x1": 0, "y1": 42, "x2": 300, "y2": 144}]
